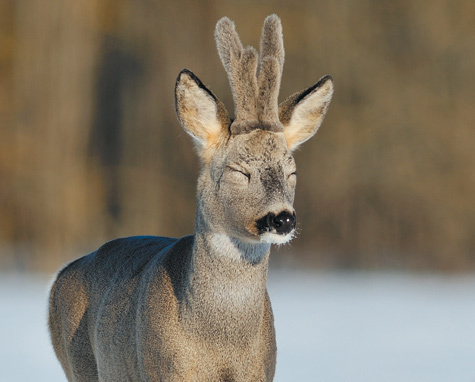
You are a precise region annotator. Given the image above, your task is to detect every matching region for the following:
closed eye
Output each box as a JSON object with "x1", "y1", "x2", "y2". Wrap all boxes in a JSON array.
[
  {"x1": 238, "y1": 170, "x2": 251, "y2": 180},
  {"x1": 227, "y1": 165, "x2": 251, "y2": 180}
]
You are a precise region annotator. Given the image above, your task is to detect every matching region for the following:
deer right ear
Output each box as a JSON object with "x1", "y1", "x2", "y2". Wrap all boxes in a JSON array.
[
  {"x1": 279, "y1": 75, "x2": 334, "y2": 151},
  {"x1": 175, "y1": 69, "x2": 231, "y2": 157}
]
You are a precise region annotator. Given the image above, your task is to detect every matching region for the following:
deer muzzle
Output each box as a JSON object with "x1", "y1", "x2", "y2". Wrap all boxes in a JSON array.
[{"x1": 256, "y1": 210, "x2": 296, "y2": 236}]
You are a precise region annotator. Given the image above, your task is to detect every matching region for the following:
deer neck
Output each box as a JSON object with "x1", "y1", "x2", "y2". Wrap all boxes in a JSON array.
[{"x1": 181, "y1": 211, "x2": 272, "y2": 343}]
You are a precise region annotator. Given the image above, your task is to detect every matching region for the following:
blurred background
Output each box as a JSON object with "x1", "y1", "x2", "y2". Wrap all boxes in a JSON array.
[
  {"x1": 2, "y1": 2, "x2": 475, "y2": 381},
  {"x1": 1, "y1": 0, "x2": 474, "y2": 273}
]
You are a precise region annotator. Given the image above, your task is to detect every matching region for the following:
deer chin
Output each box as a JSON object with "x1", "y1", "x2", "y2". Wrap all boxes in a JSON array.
[{"x1": 259, "y1": 230, "x2": 295, "y2": 245}]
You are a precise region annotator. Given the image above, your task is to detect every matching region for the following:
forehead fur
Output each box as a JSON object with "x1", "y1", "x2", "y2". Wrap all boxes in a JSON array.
[{"x1": 224, "y1": 130, "x2": 291, "y2": 162}]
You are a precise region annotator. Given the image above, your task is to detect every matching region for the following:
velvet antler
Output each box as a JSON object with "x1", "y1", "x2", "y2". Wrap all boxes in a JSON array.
[{"x1": 215, "y1": 15, "x2": 285, "y2": 134}]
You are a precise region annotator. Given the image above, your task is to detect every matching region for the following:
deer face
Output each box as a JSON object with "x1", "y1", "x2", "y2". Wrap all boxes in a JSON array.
[
  {"x1": 202, "y1": 129, "x2": 297, "y2": 244},
  {"x1": 175, "y1": 15, "x2": 333, "y2": 246}
]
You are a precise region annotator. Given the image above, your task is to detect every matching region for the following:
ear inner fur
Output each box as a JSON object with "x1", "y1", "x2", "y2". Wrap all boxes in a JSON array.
[
  {"x1": 279, "y1": 75, "x2": 334, "y2": 151},
  {"x1": 175, "y1": 69, "x2": 231, "y2": 161}
]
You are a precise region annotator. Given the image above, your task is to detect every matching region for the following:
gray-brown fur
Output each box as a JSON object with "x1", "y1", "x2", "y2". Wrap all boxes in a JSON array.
[
  {"x1": 216, "y1": 15, "x2": 286, "y2": 134},
  {"x1": 49, "y1": 15, "x2": 333, "y2": 381},
  {"x1": 257, "y1": 15, "x2": 284, "y2": 126}
]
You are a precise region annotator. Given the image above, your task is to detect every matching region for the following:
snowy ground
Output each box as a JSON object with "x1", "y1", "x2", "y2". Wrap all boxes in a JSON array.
[{"x1": 1, "y1": 270, "x2": 474, "y2": 382}]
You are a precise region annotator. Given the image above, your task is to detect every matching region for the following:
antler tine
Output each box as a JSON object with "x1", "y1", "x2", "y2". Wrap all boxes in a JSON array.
[
  {"x1": 215, "y1": 17, "x2": 259, "y2": 133},
  {"x1": 259, "y1": 14, "x2": 284, "y2": 75},
  {"x1": 215, "y1": 17, "x2": 243, "y2": 74},
  {"x1": 257, "y1": 14, "x2": 285, "y2": 131}
]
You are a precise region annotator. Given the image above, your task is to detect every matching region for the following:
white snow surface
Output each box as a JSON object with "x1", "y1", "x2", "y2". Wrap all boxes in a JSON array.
[{"x1": 1, "y1": 270, "x2": 474, "y2": 382}]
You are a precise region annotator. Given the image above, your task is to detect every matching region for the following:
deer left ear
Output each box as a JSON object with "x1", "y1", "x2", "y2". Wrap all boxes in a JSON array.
[
  {"x1": 175, "y1": 69, "x2": 231, "y2": 157},
  {"x1": 279, "y1": 75, "x2": 334, "y2": 151}
]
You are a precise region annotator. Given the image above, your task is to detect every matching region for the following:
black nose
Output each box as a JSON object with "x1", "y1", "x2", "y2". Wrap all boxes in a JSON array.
[{"x1": 256, "y1": 211, "x2": 297, "y2": 235}]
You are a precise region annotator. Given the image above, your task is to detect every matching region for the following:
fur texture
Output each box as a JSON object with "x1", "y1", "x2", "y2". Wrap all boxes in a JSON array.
[{"x1": 49, "y1": 15, "x2": 333, "y2": 381}]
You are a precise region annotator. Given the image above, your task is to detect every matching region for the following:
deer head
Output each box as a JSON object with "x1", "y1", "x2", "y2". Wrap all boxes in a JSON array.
[{"x1": 175, "y1": 15, "x2": 333, "y2": 250}]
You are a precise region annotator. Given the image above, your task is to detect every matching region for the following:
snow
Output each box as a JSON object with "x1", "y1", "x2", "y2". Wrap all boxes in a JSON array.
[
  {"x1": 1, "y1": 270, "x2": 474, "y2": 381},
  {"x1": 269, "y1": 270, "x2": 475, "y2": 382}
]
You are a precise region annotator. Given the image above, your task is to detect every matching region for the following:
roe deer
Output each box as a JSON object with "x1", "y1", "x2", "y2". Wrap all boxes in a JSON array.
[{"x1": 49, "y1": 14, "x2": 333, "y2": 381}]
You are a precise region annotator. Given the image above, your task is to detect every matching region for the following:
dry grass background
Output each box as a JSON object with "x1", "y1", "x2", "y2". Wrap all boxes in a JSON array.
[{"x1": 1, "y1": 0, "x2": 474, "y2": 271}]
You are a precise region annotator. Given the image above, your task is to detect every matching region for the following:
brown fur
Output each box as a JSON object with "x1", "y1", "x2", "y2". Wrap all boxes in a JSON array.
[{"x1": 49, "y1": 15, "x2": 333, "y2": 381}]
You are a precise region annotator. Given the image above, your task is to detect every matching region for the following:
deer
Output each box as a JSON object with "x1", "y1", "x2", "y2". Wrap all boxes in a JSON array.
[{"x1": 48, "y1": 14, "x2": 333, "y2": 382}]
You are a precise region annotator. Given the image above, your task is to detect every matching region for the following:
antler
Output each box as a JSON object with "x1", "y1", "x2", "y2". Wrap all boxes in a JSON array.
[
  {"x1": 215, "y1": 15, "x2": 285, "y2": 134},
  {"x1": 215, "y1": 18, "x2": 259, "y2": 134},
  {"x1": 257, "y1": 15, "x2": 284, "y2": 129}
]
